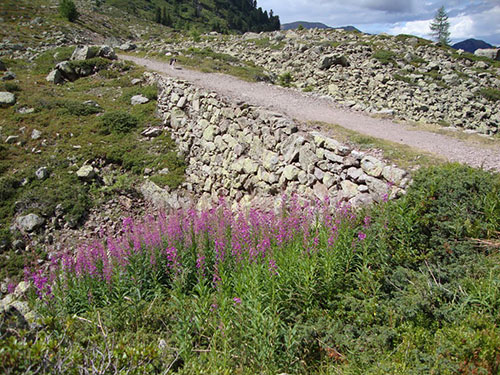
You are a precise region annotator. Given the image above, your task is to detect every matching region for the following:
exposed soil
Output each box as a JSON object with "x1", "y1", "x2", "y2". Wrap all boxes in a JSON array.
[{"x1": 120, "y1": 55, "x2": 500, "y2": 172}]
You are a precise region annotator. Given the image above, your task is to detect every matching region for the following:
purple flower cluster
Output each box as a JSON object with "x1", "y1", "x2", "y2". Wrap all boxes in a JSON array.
[{"x1": 27, "y1": 195, "x2": 371, "y2": 300}]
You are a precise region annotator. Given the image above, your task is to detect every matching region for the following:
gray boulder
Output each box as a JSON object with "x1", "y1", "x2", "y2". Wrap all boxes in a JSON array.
[
  {"x1": 55, "y1": 61, "x2": 77, "y2": 81},
  {"x1": 16, "y1": 213, "x2": 44, "y2": 232},
  {"x1": 46, "y1": 69, "x2": 64, "y2": 84},
  {"x1": 120, "y1": 42, "x2": 136, "y2": 51},
  {"x1": 131, "y1": 94, "x2": 150, "y2": 105},
  {"x1": 474, "y1": 48, "x2": 500, "y2": 61},
  {"x1": 0, "y1": 91, "x2": 16, "y2": 107},
  {"x1": 319, "y1": 54, "x2": 349, "y2": 70},
  {"x1": 2, "y1": 71, "x2": 16, "y2": 81},
  {"x1": 71, "y1": 45, "x2": 96, "y2": 61},
  {"x1": 98, "y1": 45, "x2": 117, "y2": 60},
  {"x1": 76, "y1": 165, "x2": 97, "y2": 180}
]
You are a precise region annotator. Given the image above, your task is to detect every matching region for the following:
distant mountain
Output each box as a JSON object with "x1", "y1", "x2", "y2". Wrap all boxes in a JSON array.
[
  {"x1": 452, "y1": 39, "x2": 493, "y2": 53},
  {"x1": 282, "y1": 21, "x2": 330, "y2": 30},
  {"x1": 282, "y1": 21, "x2": 360, "y2": 33}
]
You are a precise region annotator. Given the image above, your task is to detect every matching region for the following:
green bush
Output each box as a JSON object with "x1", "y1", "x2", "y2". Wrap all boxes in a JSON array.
[
  {"x1": 3, "y1": 82, "x2": 21, "y2": 92},
  {"x1": 99, "y1": 111, "x2": 139, "y2": 134},
  {"x1": 57, "y1": 99, "x2": 102, "y2": 116},
  {"x1": 382, "y1": 164, "x2": 500, "y2": 263},
  {"x1": 480, "y1": 87, "x2": 500, "y2": 102},
  {"x1": 68, "y1": 57, "x2": 111, "y2": 75},
  {"x1": 373, "y1": 50, "x2": 396, "y2": 65},
  {"x1": 278, "y1": 72, "x2": 293, "y2": 87},
  {"x1": 59, "y1": 0, "x2": 78, "y2": 22}
]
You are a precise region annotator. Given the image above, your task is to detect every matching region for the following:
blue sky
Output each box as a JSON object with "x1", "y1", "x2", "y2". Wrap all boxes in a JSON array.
[{"x1": 257, "y1": 0, "x2": 500, "y2": 45}]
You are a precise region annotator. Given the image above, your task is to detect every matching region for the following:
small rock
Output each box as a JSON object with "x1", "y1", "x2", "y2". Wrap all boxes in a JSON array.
[
  {"x1": 283, "y1": 165, "x2": 300, "y2": 181},
  {"x1": 0, "y1": 91, "x2": 16, "y2": 107},
  {"x1": 119, "y1": 42, "x2": 136, "y2": 51},
  {"x1": 31, "y1": 129, "x2": 42, "y2": 140},
  {"x1": 17, "y1": 107, "x2": 34, "y2": 115},
  {"x1": 360, "y1": 156, "x2": 384, "y2": 177},
  {"x1": 141, "y1": 127, "x2": 162, "y2": 137},
  {"x1": 76, "y1": 165, "x2": 97, "y2": 180},
  {"x1": 131, "y1": 78, "x2": 142, "y2": 85},
  {"x1": 35, "y1": 167, "x2": 49, "y2": 180},
  {"x1": 131, "y1": 94, "x2": 149, "y2": 105},
  {"x1": 5, "y1": 135, "x2": 18, "y2": 144},
  {"x1": 2, "y1": 71, "x2": 16, "y2": 81}
]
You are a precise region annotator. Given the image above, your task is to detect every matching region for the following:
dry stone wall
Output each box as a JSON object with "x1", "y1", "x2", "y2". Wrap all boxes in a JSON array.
[{"x1": 146, "y1": 72, "x2": 410, "y2": 207}]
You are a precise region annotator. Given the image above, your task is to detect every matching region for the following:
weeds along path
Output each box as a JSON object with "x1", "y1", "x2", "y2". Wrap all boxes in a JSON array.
[{"x1": 120, "y1": 55, "x2": 500, "y2": 172}]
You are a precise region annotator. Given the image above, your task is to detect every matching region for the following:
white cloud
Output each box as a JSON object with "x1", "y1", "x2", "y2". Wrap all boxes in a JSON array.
[
  {"x1": 388, "y1": 19, "x2": 431, "y2": 38},
  {"x1": 257, "y1": 0, "x2": 500, "y2": 45},
  {"x1": 387, "y1": 6, "x2": 500, "y2": 44}
]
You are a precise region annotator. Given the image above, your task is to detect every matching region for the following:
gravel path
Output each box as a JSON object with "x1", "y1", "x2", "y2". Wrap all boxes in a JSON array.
[{"x1": 121, "y1": 55, "x2": 500, "y2": 172}]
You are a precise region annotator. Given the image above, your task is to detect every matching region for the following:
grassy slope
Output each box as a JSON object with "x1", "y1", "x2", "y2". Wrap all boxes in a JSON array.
[{"x1": 0, "y1": 47, "x2": 185, "y2": 280}]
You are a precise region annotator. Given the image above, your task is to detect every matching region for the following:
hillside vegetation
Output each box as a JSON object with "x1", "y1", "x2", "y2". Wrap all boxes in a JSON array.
[{"x1": 2, "y1": 164, "x2": 500, "y2": 374}]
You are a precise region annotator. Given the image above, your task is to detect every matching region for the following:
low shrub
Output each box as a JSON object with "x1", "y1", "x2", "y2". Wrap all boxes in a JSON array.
[
  {"x1": 98, "y1": 111, "x2": 138, "y2": 134},
  {"x1": 373, "y1": 50, "x2": 396, "y2": 65},
  {"x1": 278, "y1": 72, "x2": 293, "y2": 87},
  {"x1": 3, "y1": 82, "x2": 21, "y2": 92},
  {"x1": 56, "y1": 99, "x2": 101, "y2": 116},
  {"x1": 480, "y1": 87, "x2": 500, "y2": 102}
]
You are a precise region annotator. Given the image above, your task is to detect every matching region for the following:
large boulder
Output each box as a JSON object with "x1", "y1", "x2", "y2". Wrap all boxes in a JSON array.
[
  {"x1": 474, "y1": 48, "x2": 500, "y2": 61},
  {"x1": 15, "y1": 213, "x2": 44, "y2": 232},
  {"x1": 119, "y1": 42, "x2": 136, "y2": 51},
  {"x1": 0, "y1": 91, "x2": 16, "y2": 107},
  {"x1": 55, "y1": 61, "x2": 77, "y2": 81},
  {"x1": 71, "y1": 45, "x2": 97, "y2": 61},
  {"x1": 46, "y1": 69, "x2": 64, "y2": 84},
  {"x1": 98, "y1": 45, "x2": 117, "y2": 60},
  {"x1": 319, "y1": 54, "x2": 350, "y2": 70}
]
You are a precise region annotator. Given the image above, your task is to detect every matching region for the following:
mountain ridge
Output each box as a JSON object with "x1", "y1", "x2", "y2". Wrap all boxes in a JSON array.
[{"x1": 282, "y1": 21, "x2": 360, "y2": 33}]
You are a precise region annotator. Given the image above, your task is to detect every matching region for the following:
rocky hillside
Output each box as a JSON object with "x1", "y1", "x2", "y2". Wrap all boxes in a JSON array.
[{"x1": 138, "y1": 28, "x2": 500, "y2": 134}]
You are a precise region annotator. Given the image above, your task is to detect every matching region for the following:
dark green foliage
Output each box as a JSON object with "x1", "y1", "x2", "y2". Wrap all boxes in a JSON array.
[
  {"x1": 17, "y1": 172, "x2": 91, "y2": 225},
  {"x1": 480, "y1": 87, "x2": 500, "y2": 102},
  {"x1": 98, "y1": 111, "x2": 139, "y2": 134},
  {"x1": 58, "y1": 0, "x2": 78, "y2": 22},
  {"x1": 68, "y1": 57, "x2": 112, "y2": 75},
  {"x1": 107, "y1": 0, "x2": 280, "y2": 33},
  {"x1": 3, "y1": 82, "x2": 21, "y2": 92},
  {"x1": 381, "y1": 164, "x2": 499, "y2": 264},
  {"x1": 373, "y1": 50, "x2": 396, "y2": 65},
  {"x1": 278, "y1": 72, "x2": 293, "y2": 87}
]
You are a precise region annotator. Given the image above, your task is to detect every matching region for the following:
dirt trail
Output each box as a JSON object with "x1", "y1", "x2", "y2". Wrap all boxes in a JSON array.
[{"x1": 120, "y1": 54, "x2": 500, "y2": 172}]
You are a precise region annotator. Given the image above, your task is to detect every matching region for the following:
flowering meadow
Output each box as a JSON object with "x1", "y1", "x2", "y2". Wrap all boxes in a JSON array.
[{"x1": 4, "y1": 164, "x2": 500, "y2": 374}]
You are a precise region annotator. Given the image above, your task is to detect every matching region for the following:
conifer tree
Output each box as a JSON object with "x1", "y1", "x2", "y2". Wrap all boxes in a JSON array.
[{"x1": 430, "y1": 6, "x2": 451, "y2": 45}]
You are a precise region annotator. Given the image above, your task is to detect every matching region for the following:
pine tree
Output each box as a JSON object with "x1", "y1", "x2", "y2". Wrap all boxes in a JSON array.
[
  {"x1": 430, "y1": 6, "x2": 451, "y2": 45},
  {"x1": 59, "y1": 0, "x2": 78, "y2": 22},
  {"x1": 155, "y1": 7, "x2": 162, "y2": 23}
]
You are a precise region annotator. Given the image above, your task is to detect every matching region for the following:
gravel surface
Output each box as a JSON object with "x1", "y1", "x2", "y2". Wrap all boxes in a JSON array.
[{"x1": 121, "y1": 55, "x2": 500, "y2": 172}]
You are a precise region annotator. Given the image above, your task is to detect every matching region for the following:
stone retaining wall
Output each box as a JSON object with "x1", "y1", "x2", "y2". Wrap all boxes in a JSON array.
[{"x1": 146, "y1": 72, "x2": 410, "y2": 207}]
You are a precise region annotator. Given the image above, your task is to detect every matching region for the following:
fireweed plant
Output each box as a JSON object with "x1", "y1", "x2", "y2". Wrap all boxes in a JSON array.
[{"x1": 26, "y1": 195, "x2": 373, "y2": 314}]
